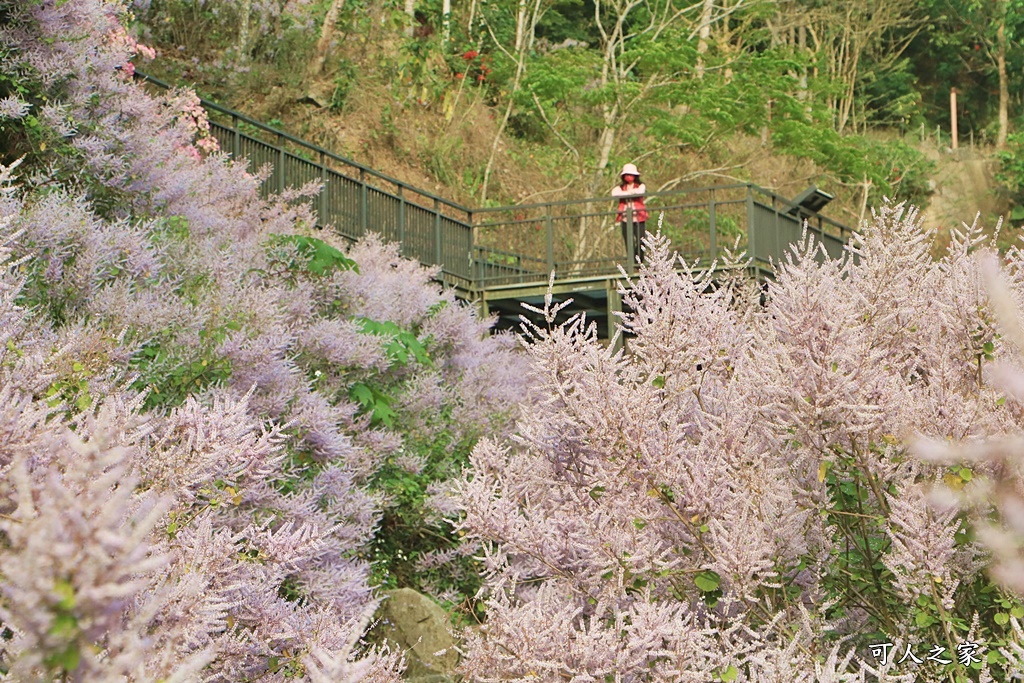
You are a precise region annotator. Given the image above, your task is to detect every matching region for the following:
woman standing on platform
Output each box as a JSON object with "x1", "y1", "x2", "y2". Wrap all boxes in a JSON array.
[{"x1": 612, "y1": 163, "x2": 649, "y2": 263}]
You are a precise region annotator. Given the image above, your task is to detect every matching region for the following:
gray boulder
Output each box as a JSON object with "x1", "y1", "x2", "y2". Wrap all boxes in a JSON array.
[{"x1": 373, "y1": 588, "x2": 459, "y2": 680}]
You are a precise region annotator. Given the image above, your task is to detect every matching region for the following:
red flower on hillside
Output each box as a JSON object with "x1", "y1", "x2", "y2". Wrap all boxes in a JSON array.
[{"x1": 463, "y1": 49, "x2": 479, "y2": 60}]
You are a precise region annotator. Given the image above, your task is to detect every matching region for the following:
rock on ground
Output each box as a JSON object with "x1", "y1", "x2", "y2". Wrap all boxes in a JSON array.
[{"x1": 372, "y1": 588, "x2": 459, "y2": 680}]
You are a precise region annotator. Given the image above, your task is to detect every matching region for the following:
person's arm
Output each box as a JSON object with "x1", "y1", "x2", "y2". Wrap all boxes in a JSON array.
[{"x1": 612, "y1": 185, "x2": 625, "y2": 197}]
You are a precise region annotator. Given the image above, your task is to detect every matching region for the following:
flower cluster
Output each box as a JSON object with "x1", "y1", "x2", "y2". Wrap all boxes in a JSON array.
[
  {"x1": 454, "y1": 208, "x2": 1024, "y2": 681},
  {"x1": 0, "y1": 0, "x2": 529, "y2": 679},
  {"x1": 165, "y1": 88, "x2": 221, "y2": 157}
]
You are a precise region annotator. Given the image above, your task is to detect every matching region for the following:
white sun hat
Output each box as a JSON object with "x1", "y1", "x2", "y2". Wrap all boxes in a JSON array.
[{"x1": 619, "y1": 163, "x2": 640, "y2": 177}]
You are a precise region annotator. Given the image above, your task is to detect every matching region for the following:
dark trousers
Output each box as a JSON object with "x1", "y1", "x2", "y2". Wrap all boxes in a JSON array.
[{"x1": 621, "y1": 220, "x2": 646, "y2": 261}]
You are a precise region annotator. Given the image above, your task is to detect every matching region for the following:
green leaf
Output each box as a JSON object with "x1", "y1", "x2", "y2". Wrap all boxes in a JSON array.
[
  {"x1": 915, "y1": 612, "x2": 937, "y2": 627},
  {"x1": 720, "y1": 664, "x2": 738, "y2": 682},
  {"x1": 632, "y1": 518, "x2": 647, "y2": 530},
  {"x1": 372, "y1": 400, "x2": 396, "y2": 428},
  {"x1": 386, "y1": 340, "x2": 409, "y2": 364},
  {"x1": 652, "y1": 375, "x2": 665, "y2": 388},
  {"x1": 54, "y1": 580, "x2": 76, "y2": 611},
  {"x1": 43, "y1": 643, "x2": 80, "y2": 672},
  {"x1": 72, "y1": 362, "x2": 84, "y2": 372},
  {"x1": 49, "y1": 612, "x2": 77, "y2": 639},
  {"x1": 349, "y1": 383, "x2": 374, "y2": 407},
  {"x1": 1011, "y1": 605, "x2": 1024, "y2": 618},
  {"x1": 74, "y1": 392, "x2": 92, "y2": 411},
  {"x1": 694, "y1": 570, "x2": 721, "y2": 592},
  {"x1": 402, "y1": 334, "x2": 431, "y2": 366},
  {"x1": 995, "y1": 612, "x2": 1010, "y2": 625},
  {"x1": 309, "y1": 239, "x2": 357, "y2": 275},
  {"x1": 269, "y1": 234, "x2": 358, "y2": 276},
  {"x1": 958, "y1": 467, "x2": 973, "y2": 482}
]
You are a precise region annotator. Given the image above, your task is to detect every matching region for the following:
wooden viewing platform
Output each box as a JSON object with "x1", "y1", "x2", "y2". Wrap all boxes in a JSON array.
[{"x1": 136, "y1": 72, "x2": 854, "y2": 342}]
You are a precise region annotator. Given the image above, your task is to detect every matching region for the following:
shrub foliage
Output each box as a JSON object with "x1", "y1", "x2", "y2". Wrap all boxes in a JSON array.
[
  {"x1": 6, "y1": 1, "x2": 1024, "y2": 682},
  {"x1": 0, "y1": 0, "x2": 527, "y2": 679},
  {"x1": 455, "y1": 213, "x2": 1024, "y2": 682}
]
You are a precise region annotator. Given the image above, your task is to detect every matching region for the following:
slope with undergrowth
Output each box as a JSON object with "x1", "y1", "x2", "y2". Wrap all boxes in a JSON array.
[{"x1": 131, "y1": 0, "x2": 947, "y2": 226}]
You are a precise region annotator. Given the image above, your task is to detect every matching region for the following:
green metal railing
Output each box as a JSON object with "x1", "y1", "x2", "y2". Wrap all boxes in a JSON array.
[
  {"x1": 471, "y1": 184, "x2": 853, "y2": 287},
  {"x1": 134, "y1": 71, "x2": 476, "y2": 291},
  {"x1": 135, "y1": 72, "x2": 852, "y2": 295}
]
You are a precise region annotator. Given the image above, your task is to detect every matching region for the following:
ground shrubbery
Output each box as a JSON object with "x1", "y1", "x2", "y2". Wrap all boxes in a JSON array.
[
  {"x1": 0, "y1": 1, "x2": 527, "y2": 679},
  {"x1": 8, "y1": 2, "x2": 1024, "y2": 683},
  {"x1": 453, "y1": 214, "x2": 1024, "y2": 682}
]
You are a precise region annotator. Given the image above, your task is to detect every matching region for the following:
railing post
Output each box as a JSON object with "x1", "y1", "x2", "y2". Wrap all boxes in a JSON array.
[
  {"x1": 626, "y1": 207, "x2": 635, "y2": 276},
  {"x1": 359, "y1": 169, "x2": 368, "y2": 235},
  {"x1": 708, "y1": 192, "x2": 717, "y2": 265},
  {"x1": 607, "y1": 278, "x2": 623, "y2": 356},
  {"x1": 398, "y1": 186, "x2": 406, "y2": 256},
  {"x1": 773, "y1": 192, "x2": 781, "y2": 264},
  {"x1": 466, "y1": 210, "x2": 474, "y2": 283},
  {"x1": 475, "y1": 246, "x2": 484, "y2": 289},
  {"x1": 746, "y1": 186, "x2": 757, "y2": 275},
  {"x1": 277, "y1": 132, "x2": 285, "y2": 195},
  {"x1": 318, "y1": 151, "x2": 328, "y2": 229},
  {"x1": 434, "y1": 198, "x2": 442, "y2": 265},
  {"x1": 232, "y1": 114, "x2": 240, "y2": 159},
  {"x1": 545, "y1": 209, "x2": 554, "y2": 274}
]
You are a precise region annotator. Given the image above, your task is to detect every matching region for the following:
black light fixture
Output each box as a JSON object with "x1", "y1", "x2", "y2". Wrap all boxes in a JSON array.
[{"x1": 787, "y1": 185, "x2": 834, "y2": 216}]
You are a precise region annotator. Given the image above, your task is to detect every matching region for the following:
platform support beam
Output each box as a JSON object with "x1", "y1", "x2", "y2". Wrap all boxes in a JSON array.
[{"x1": 607, "y1": 278, "x2": 623, "y2": 355}]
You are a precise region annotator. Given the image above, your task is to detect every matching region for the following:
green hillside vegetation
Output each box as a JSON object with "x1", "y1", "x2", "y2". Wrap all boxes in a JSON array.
[{"x1": 132, "y1": 0, "x2": 1024, "y2": 231}]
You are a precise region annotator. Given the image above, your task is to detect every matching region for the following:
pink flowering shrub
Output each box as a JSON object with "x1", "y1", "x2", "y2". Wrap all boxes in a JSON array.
[
  {"x1": 0, "y1": 0, "x2": 529, "y2": 679},
  {"x1": 454, "y1": 210, "x2": 1024, "y2": 682}
]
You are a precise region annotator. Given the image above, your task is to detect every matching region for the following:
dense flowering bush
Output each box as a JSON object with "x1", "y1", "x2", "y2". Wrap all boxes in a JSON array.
[
  {"x1": 0, "y1": 0, "x2": 528, "y2": 680},
  {"x1": 454, "y1": 213, "x2": 1024, "y2": 682},
  {"x1": 13, "y1": 1, "x2": 1024, "y2": 682}
]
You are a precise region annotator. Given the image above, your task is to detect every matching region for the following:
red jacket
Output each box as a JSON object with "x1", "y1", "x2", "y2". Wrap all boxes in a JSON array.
[{"x1": 612, "y1": 183, "x2": 649, "y2": 223}]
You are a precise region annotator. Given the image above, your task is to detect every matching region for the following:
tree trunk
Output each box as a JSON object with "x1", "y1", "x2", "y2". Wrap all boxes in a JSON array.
[
  {"x1": 442, "y1": 0, "x2": 451, "y2": 46},
  {"x1": 836, "y1": 38, "x2": 858, "y2": 134},
  {"x1": 237, "y1": 0, "x2": 253, "y2": 60},
  {"x1": 480, "y1": 0, "x2": 541, "y2": 203},
  {"x1": 307, "y1": 0, "x2": 346, "y2": 78},
  {"x1": 997, "y1": 10, "x2": 1009, "y2": 148},
  {"x1": 405, "y1": 0, "x2": 415, "y2": 37},
  {"x1": 695, "y1": 0, "x2": 714, "y2": 79},
  {"x1": 859, "y1": 172, "x2": 871, "y2": 228},
  {"x1": 797, "y1": 24, "x2": 809, "y2": 110}
]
